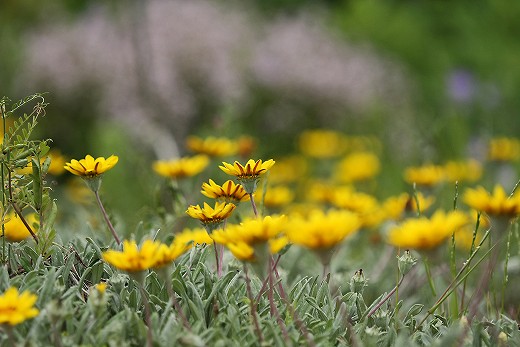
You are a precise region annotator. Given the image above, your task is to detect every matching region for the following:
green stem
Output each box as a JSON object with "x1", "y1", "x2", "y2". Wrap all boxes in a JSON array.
[
  {"x1": 422, "y1": 257, "x2": 436, "y2": 297},
  {"x1": 365, "y1": 275, "x2": 405, "y2": 319},
  {"x1": 94, "y1": 190, "x2": 121, "y2": 245}
]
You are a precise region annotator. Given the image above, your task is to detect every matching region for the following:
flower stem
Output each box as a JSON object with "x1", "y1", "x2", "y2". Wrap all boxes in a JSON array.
[
  {"x1": 94, "y1": 190, "x2": 121, "y2": 245},
  {"x1": 213, "y1": 242, "x2": 222, "y2": 278},
  {"x1": 365, "y1": 275, "x2": 405, "y2": 319},
  {"x1": 138, "y1": 284, "x2": 154, "y2": 347},
  {"x1": 422, "y1": 256, "x2": 436, "y2": 297},
  {"x1": 249, "y1": 193, "x2": 258, "y2": 218},
  {"x1": 243, "y1": 264, "x2": 264, "y2": 343}
]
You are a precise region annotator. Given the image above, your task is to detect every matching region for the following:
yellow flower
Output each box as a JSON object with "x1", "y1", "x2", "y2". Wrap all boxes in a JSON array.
[
  {"x1": 212, "y1": 215, "x2": 286, "y2": 246},
  {"x1": 2, "y1": 212, "x2": 38, "y2": 242},
  {"x1": 186, "y1": 136, "x2": 237, "y2": 157},
  {"x1": 463, "y1": 185, "x2": 520, "y2": 218},
  {"x1": 186, "y1": 202, "x2": 236, "y2": 232},
  {"x1": 102, "y1": 240, "x2": 160, "y2": 273},
  {"x1": 404, "y1": 164, "x2": 445, "y2": 187},
  {"x1": 153, "y1": 155, "x2": 209, "y2": 179},
  {"x1": 268, "y1": 156, "x2": 307, "y2": 184},
  {"x1": 64, "y1": 155, "x2": 118, "y2": 177},
  {"x1": 219, "y1": 159, "x2": 275, "y2": 180},
  {"x1": 256, "y1": 185, "x2": 294, "y2": 209},
  {"x1": 335, "y1": 151, "x2": 380, "y2": 183},
  {"x1": 488, "y1": 137, "x2": 520, "y2": 162},
  {"x1": 298, "y1": 130, "x2": 347, "y2": 158},
  {"x1": 332, "y1": 188, "x2": 383, "y2": 228},
  {"x1": 443, "y1": 159, "x2": 482, "y2": 183},
  {"x1": 219, "y1": 159, "x2": 275, "y2": 194},
  {"x1": 47, "y1": 150, "x2": 68, "y2": 176},
  {"x1": 94, "y1": 282, "x2": 107, "y2": 294},
  {"x1": 174, "y1": 227, "x2": 214, "y2": 246},
  {"x1": 227, "y1": 242, "x2": 256, "y2": 262},
  {"x1": 387, "y1": 210, "x2": 470, "y2": 250},
  {"x1": 305, "y1": 180, "x2": 342, "y2": 205},
  {"x1": 382, "y1": 192, "x2": 435, "y2": 220},
  {"x1": 286, "y1": 209, "x2": 361, "y2": 251},
  {"x1": 236, "y1": 135, "x2": 257, "y2": 158},
  {"x1": 0, "y1": 287, "x2": 39, "y2": 326},
  {"x1": 152, "y1": 241, "x2": 191, "y2": 269},
  {"x1": 201, "y1": 179, "x2": 250, "y2": 203}
]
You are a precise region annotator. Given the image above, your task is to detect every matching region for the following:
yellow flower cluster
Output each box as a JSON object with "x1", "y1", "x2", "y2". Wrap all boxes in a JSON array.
[
  {"x1": 186, "y1": 136, "x2": 237, "y2": 157},
  {"x1": 463, "y1": 185, "x2": 520, "y2": 218},
  {"x1": 335, "y1": 151, "x2": 380, "y2": 183}
]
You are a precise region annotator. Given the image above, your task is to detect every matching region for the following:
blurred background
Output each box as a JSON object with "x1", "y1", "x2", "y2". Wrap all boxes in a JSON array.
[{"x1": 1, "y1": 0, "x2": 520, "y2": 232}]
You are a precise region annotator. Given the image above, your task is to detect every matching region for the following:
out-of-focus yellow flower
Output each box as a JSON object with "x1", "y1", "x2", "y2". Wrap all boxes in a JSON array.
[
  {"x1": 383, "y1": 192, "x2": 435, "y2": 220},
  {"x1": 47, "y1": 150, "x2": 68, "y2": 176},
  {"x1": 236, "y1": 135, "x2": 257, "y2": 158},
  {"x1": 463, "y1": 185, "x2": 520, "y2": 218},
  {"x1": 335, "y1": 151, "x2": 380, "y2": 183},
  {"x1": 152, "y1": 241, "x2": 191, "y2": 269},
  {"x1": 404, "y1": 164, "x2": 445, "y2": 187},
  {"x1": 201, "y1": 179, "x2": 249, "y2": 203},
  {"x1": 269, "y1": 156, "x2": 307, "y2": 184},
  {"x1": 286, "y1": 209, "x2": 360, "y2": 263},
  {"x1": 212, "y1": 215, "x2": 285, "y2": 246},
  {"x1": 387, "y1": 210, "x2": 469, "y2": 250},
  {"x1": 332, "y1": 188, "x2": 383, "y2": 228},
  {"x1": 2, "y1": 212, "x2": 38, "y2": 242},
  {"x1": 213, "y1": 215, "x2": 286, "y2": 266},
  {"x1": 102, "y1": 240, "x2": 160, "y2": 273},
  {"x1": 227, "y1": 242, "x2": 256, "y2": 262},
  {"x1": 186, "y1": 136, "x2": 237, "y2": 157},
  {"x1": 186, "y1": 202, "x2": 236, "y2": 232},
  {"x1": 94, "y1": 282, "x2": 107, "y2": 294},
  {"x1": 0, "y1": 287, "x2": 39, "y2": 326},
  {"x1": 64, "y1": 155, "x2": 118, "y2": 178},
  {"x1": 488, "y1": 137, "x2": 520, "y2": 162},
  {"x1": 298, "y1": 130, "x2": 347, "y2": 158},
  {"x1": 220, "y1": 159, "x2": 275, "y2": 194},
  {"x1": 153, "y1": 155, "x2": 209, "y2": 179},
  {"x1": 443, "y1": 159, "x2": 482, "y2": 183},
  {"x1": 305, "y1": 180, "x2": 344, "y2": 205},
  {"x1": 174, "y1": 227, "x2": 214, "y2": 246},
  {"x1": 256, "y1": 185, "x2": 294, "y2": 209},
  {"x1": 65, "y1": 178, "x2": 94, "y2": 205}
]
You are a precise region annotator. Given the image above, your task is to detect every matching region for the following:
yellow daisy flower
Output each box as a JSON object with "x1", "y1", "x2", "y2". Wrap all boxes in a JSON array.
[
  {"x1": 219, "y1": 159, "x2": 275, "y2": 194},
  {"x1": 387, "y1": 210, "x2": 469, "y2": 250},
  {"x1": 186, "y1": 202, "x2": 236, "y2": 232},
  {"x1": 212, "y1": 215, "x2": 285, "y2": 246},
  {"x1": 153, "y1": 155, "x2": 209, "y2": 179},
  {"x1": 256, "y1": 185, "x2": 294, "y2": 209},
  {"x1": 174, "y1": 227, "x2": 214, "y2": 247},
  {"x1": 382, "y1": 192, "x2": 435, "y2": 220},
  {"x1": 102, "y1": 239, "x2": 160, "y2": 273},
  {"x1": 286, "y1": 209, "x2": 361, "y2": 265},
  {"x1": 152, "y1": 241, "x2": 191, "y2": 269},
  {"x1": 201, "y1": 179, "x2": 249, "y2": 203},
  {"x1": 335, "y1": 151, "x2": 380, "y2": 183},
  {"x1": 0, "y1": 287, "x2": 39, "y2": 326},
  {"x1": 64, "y1": 155, "x2": 118, "y2": 178},
  {"x1": 443, "y1": 159, "x2": 482, "y2": 183},
  {"x1": 186, "y1": 136, "x2": 237, "y2": 157},
  {"x1": 332, "y1": 188, "x2": 383, "y2": 228},
  {"x1": 404, "y1": 164, "x2": 445, "y2": 187},
  {"x1": 298, "y1": 130, "x2": 347, "y2": 158},
  {"x1": 2, "y1": 212, "x2": 38, "y2": 243},
  {"x1": 488, "y1": 137, "x2": 520, "y2": 162},
  {"x1": 463, "y1": 185, "x2": 520, "y2": 218}
]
